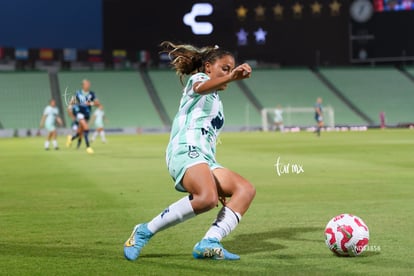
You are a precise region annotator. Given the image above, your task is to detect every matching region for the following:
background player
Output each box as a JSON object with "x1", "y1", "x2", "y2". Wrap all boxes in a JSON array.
[
  {"x1": 66, "y1": 79, "x2": 99, "y2": 153},
  {"x1": 67, "y1": 104, "x2": 83, "y2": 149},
  {"x1": 273, "y1": 104, "x2": 284, "y2": 132},
  {"x1": 39, "y1": 99, "x2": 63, "y2": 150},
  {"x1": 315, "y1": 97, "x2": 324, "y2": 136},
  {"x1": 91, "y1": 104, "x2": 107, "y2": 143},
  {"x1": 123, "y1": 42, "x2": 256, "y2": 261}
]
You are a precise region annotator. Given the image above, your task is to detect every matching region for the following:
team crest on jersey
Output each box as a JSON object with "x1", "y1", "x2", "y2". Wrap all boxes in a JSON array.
[{"x1": 188, "y1": 145, "x2": 200, "y2": 159}]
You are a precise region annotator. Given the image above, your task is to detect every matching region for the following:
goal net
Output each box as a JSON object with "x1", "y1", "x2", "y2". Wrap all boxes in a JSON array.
[{"x1": 261, "y1": 106, "x2": 335, "y2": 131}]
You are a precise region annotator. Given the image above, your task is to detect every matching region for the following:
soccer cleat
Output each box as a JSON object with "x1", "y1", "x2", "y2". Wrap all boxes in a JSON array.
[
  {"x1": 86, "y1": 147, "x2": 94, "y2": 154},
  {"x1": 66, "y1": 135, "x2": 72, "y2": 147},
  {"x1": 124, "y1": 223, "x2": 153, "y2": 261},
  {"x1": 192, "y1": 238, "x2": 240, "y2": 260}
]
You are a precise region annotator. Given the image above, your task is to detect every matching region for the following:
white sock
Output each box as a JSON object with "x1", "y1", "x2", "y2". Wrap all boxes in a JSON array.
[
  {"x1": 44, "y1": 141, "x2": 50, "y2": 149},
  {"x1": 147, "y1": 196, "x2": 195, "y2": 234},
  {"x1": 203, "y1": 206, "x2": 241, "y2": 241},
  {"x1": 52, "y1": 140, "x2": 58, "y2": 148},
  {"x1": 100, "y1": 130, "x2": 106, "y2": 142},
  {"x1": 92, "y1": 131, "x2": 98, "y2": 141}
]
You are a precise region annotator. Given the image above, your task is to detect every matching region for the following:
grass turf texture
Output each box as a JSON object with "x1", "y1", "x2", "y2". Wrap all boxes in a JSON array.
[{"x1": 0, "y1": 130, "x2": 413, "y2": 275}]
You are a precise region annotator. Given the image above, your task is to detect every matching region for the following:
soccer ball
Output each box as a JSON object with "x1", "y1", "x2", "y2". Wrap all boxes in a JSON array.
[{"x1": 324, "y1": 214, "x2": 369, "y2": 257}]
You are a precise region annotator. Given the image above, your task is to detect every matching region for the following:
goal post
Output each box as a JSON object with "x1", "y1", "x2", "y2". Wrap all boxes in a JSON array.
[{"x1": 261, "y1": 106, "x2": 335, "y2": 131}]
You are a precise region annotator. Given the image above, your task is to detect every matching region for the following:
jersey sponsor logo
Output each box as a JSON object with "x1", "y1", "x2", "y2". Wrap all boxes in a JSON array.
[{"x1": 183, "y1": 3, "x2": 213, "y2": 35}]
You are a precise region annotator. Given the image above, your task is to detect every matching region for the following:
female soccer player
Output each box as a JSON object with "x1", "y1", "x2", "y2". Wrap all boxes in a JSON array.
[
  {"x1": 314, "y1": 97, "x2": 324, "y2": 136},
  {"x1": 39, "y1": 99, "x2": 63, "y2": 150},
  {"x1": 66, "y1": 79, "x2": 99, "y2": 154},
  {"x1": 90, "y1": 104, "x2": 107, "y2": 143},
  {"x1": 124, "y1": 42, "x2": 256, "y2": 261},
  {"x1": 273, "y1": 104, "x2": 284, "y2": 132}
]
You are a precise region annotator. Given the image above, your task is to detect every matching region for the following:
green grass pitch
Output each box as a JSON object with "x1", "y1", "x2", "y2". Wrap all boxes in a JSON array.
[{"x1": 0, "y1": 130, "x2": 413, "y2": 275}]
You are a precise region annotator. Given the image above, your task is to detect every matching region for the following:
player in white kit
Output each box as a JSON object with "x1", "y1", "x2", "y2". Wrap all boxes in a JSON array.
[
  {"x1": 39, "y1": 99, "x2": 63, "y2": 150},
  {"x1": 91, "y1": 104, "x2": 107, "y2": 143}
]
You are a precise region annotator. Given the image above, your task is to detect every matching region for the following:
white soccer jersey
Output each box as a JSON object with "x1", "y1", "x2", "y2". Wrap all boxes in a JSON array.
[
  {"x1": 93, "y1": 109, "x2": 105, "y2": 126},
  {"x1": 166, "y1": 73, "x2": 224, "y2": 161},
  {"x1": 43, "y1": 105, "x2": 59, "y2": 126},
  {"x1": 274, "y1": 109, "x2": 283, "y2": 122}
]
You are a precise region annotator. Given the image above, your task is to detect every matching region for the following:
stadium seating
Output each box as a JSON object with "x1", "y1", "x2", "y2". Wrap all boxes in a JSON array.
[
  {"x1": 321, "y1": 67, "x2": 414, "y2": 125},
  {"x1": 58, "y1": 71, "x2": 163, "y2": 129},
  {"x1": 1, "y1": 68, "x2": 413, "y2": 130},
  {"x1": 0, "y1": 72, "x2": 50, "y2": 129},
  {"x1": 246, "y1": 69, "x2": 367, "y2": 126}
]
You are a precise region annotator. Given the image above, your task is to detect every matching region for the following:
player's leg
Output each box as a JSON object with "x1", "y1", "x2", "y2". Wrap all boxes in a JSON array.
[
  {"x1": 124, "y1": 163, "x2": 218, "y2": 261},
  {"x1": 70, "y1": 125, "x2": 81, "y2": 141},
  {"x1": 51, "y1": 130, "x2": 59, "y2": 150},
  {"x1": 44, "y1": 131, "x2": 52, "y2": 150},
  {"x1": 99, "y1": 128, "x2": 107, "y2": 143},
  {"x1": 91, "y1": 128, "x2": 98, "y2": 142},
  {"x1": 79, "y1": 119, "x2": 93, "y2": 153},
  {"x1": 316, "y1": 119, "x2": 323, "y2": 137},
  {"x1": 315, "y1": 115, "x2": 320, "y2": 136},
  {"x1": 193, "y1": 168, "x2": 255, "y2": 260},
  {"x1": 73, "y1": 123, "x2": 83, "y2": 147},
  {"x1": 67, "y1": 121, "x2": 77, "y2": 147},
  {"x1": 77, "y1": 132, "x2": 83, "y2": 149},
  {"x1": 70, "y1": 113, "x2": 86, "y2": 142}
]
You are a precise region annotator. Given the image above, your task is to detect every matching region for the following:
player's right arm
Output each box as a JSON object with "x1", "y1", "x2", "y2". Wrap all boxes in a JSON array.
[
  {"x1": 39, "y1": 114, "x2": 46, "y2": 128},
  {"x1": 56, "y1": 116, "x2": 63, "y2": 126}
]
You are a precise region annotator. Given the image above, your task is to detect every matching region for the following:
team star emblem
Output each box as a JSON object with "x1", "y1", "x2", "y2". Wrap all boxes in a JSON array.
[
  {"x1": 254, "y1": 28, "x2": 267, "y2": 44},
  {"x1": 236, "y1": 29, "x2": 248, "y2": 46},
  {"x1": 236, "y1": 5, "x2": 248, "y2": 20},
  {"x1": 329, "y1": 0, "x2": 341, "y2": 16},
  {"x1": 292, "y1": 2, "x2": 303, "y2": 17},
  {"x1": 273, "y1": 4, "x2": 284, "y2": 19},
  {"x1": 311, "y1": 1, "x2": 322, "y2": 15},
  {"x1": 255, "y1": 5, "x2": 266, "y2": 20}
]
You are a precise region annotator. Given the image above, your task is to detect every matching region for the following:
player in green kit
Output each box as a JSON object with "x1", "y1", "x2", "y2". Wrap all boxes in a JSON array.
[
  {"x1": 123, "y1": 42, "x2": 256, "y2": 261},
  {"x1": 39, "y1": 99, "x2": 63, "y2": 150}
]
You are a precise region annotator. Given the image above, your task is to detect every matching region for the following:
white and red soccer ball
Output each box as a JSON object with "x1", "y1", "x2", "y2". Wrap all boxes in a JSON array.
[{"x1": 324, "y1": 214, "x2": 369, "y2": 257}]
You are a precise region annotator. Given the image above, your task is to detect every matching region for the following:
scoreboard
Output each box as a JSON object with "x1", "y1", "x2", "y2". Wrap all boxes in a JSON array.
[
  {"x1": 0, "y1": 0, "x2": 412, "y2": 65},
  {"x1": 103, "y1": 0, "x2": 350, "y2": 66}
]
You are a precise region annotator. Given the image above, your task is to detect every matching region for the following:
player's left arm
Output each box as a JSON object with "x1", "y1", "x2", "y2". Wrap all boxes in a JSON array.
[{"x1": 194, "y1": 64, "x2": 252, "y2": 95}]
